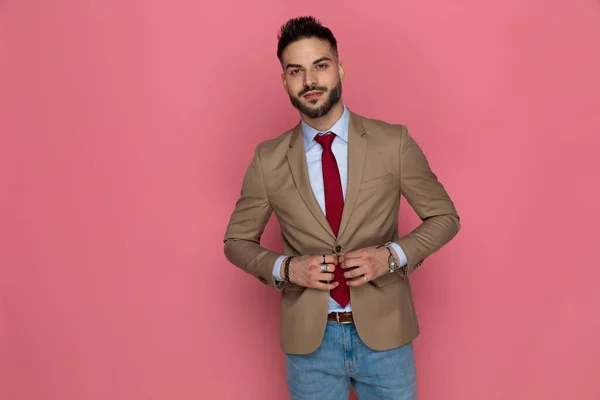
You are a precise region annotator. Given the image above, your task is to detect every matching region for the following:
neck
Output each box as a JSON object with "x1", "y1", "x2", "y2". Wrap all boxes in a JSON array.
[{"x1": 300, "y1": 101, "x2": 345, "y2": 132}]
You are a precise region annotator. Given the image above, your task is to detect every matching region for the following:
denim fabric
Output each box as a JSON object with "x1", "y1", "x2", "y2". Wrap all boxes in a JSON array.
[{"x1": 286, "y1": 321, "x2": 417, "y2": 400}]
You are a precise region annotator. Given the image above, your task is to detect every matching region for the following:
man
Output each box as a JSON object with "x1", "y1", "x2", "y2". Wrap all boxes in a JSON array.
[{"x1": 224, "y1": 16, "x2": 460, "y2": 400}]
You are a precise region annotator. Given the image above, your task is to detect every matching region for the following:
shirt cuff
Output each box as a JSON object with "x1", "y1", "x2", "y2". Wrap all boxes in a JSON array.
[
  {"x1": 389, "y1": 242, "x2": 407, "y2": 267},
  {"x1": 273, "y1": 255, "x2": 287, "y2": 281}
]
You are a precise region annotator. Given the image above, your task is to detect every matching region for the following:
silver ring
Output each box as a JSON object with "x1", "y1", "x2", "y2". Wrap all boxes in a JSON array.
[
  {"x1": 363, "y1": 276, "x2": 369, "y2": 282},
  {"x1": 321, "y1": 263, "x2": 328, "y2": 273}
]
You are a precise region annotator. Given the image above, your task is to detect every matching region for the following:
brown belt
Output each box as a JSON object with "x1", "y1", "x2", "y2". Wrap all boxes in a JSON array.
[{"x1": 327, "y1": 312, "x2": 354, "y2": 324}]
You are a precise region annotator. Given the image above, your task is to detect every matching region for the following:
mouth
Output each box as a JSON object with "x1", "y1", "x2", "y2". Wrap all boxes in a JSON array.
[{"x1": 303, "y1": 91, "x2": 324, "y2": 100}]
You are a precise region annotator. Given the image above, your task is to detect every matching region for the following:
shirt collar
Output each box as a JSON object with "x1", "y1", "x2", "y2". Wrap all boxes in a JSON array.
[{"x1": 301, "y1": 105, "x2": 349, "y2": 152}]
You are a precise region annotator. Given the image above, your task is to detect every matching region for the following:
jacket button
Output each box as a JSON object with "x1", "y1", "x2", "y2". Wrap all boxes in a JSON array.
[{"x1": 335, "y1": 245, "x2": 342, "y2": 252}]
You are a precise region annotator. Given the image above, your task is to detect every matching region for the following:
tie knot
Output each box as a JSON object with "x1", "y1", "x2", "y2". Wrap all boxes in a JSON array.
[{"x1": 314, "y1": 132, "x2": 336, "y2": 150}]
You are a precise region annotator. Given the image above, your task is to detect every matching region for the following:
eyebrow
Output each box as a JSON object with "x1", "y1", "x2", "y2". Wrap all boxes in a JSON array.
[{"x1": 285, "y1": 57, "x2": 333, "y2": 70}]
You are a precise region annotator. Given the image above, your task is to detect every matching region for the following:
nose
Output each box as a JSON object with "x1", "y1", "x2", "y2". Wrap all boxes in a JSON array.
[{"x1": 303, "y1": 71, "x2": 317, "y2": 88}]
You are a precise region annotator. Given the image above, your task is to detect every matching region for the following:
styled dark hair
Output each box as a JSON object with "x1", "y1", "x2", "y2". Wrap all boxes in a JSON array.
[{"x1": 277, "y1": 16, "x2": 338, "y2": 62}]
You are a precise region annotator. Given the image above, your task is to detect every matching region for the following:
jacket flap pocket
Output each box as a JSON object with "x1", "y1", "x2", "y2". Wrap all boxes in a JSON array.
[
  {"x1": 283, "y1": 282, "x2": 305, "y2": 292},
  {"x1": 370, "y1": 270, "x2": 403, "y2": 287}
]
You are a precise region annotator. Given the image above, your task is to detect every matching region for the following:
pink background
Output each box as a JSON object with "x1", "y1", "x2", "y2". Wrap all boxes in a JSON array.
[{"x1": 2, "y1": 0, "x2": 600, "y2": 399}]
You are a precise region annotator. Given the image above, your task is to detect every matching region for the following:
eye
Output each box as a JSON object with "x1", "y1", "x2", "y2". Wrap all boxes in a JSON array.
[
  {"x1": 290, "y1": 69, "x2": 301, "y2": 75},
  {"x1": 316, "y1": 64, "x2": 328, "y2": 69}
]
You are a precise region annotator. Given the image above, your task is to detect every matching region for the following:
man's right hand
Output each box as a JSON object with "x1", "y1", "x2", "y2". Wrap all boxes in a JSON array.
[{"x1": 283, "y1": 254, "x2": 339, "y2": 290}]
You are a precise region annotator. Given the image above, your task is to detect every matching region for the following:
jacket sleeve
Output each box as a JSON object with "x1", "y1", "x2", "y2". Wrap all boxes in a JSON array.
[
  {"x1": 394, "y1": 125, "x2": 461, "y2": 277},
  {"x1": 223, "y1": 145, "x2": 284, "y2": 290}
]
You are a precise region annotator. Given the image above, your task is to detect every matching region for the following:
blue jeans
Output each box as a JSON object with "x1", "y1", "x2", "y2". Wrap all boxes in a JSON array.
[{"x1": 286, "y1": 321, "x2": 417, "y2": 400}]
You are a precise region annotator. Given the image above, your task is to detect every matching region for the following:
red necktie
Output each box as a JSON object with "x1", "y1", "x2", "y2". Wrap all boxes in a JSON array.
[{"x1": 314, "y1": 133, "x2": 350, "y2": 307}]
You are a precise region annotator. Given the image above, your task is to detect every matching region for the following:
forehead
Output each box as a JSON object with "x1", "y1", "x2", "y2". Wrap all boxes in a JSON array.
[{"x1": 281, "y1": 38, "x2": 336, "y2": 66}]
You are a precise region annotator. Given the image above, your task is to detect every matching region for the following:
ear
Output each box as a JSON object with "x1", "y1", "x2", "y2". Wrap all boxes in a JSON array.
[
  {"x1": 338, "y1": 61, "x2": 345, "y2": 82},
  {"x1": 281, "y1": 72, "x2": 288, "y2": 91}
]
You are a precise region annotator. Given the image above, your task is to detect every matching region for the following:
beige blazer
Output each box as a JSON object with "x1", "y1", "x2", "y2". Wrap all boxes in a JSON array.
[{"x1": 224, "y1": 109, "x2": 460, "y2": 355}]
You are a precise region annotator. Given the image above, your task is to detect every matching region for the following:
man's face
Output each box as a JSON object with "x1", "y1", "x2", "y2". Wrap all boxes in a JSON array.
[{"x1": 280, "y1": 38, "x2": 345, "y2": 119}]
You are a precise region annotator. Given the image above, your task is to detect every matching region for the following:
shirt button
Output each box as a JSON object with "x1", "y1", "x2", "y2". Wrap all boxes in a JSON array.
[{"x1": 335, "y1": 245, "x2": 342, "y2": 252}]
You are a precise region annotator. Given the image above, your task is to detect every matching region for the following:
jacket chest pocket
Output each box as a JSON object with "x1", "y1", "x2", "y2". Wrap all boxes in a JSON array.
[{"x1": 359, "y1": 173, "x2": 393, "y2": 191}]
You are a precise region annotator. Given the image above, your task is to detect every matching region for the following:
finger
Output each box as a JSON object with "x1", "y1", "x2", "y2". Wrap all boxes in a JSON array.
[
  {"x1": 341, "y1": 258, "x2": 365, "y2": 270},
  {"x1": 310, "y1": 261, "x2": 330, "y2": 273},
  {"x1": 324, "y1": 254, "x2": 338, "y2": 265},
  {"x1": 325, "y1": 263, "x2": 336, "y2": 273},
  {"x1": 314, "y1": 280, "x2": 339, "y2": 291},
  {"x1": 315, "y1": 255, "x2": 326, "y2": 266},
  {"x1": 347, "y1": 274, "x2": 369, "y2": 287},
  {"x1": 317, "y1": 254, "x2": 337, "y2": 265},
  {"x1": 317, "y1": 272, "x2": 336, "y2": 282},
  {"x1": 341, "y1": 249, "x2": 364, "y2": 260},
  {"x1": 340, "y1": 252, "x2": 368, "y2": 266},
  {"x1": 315, "y1": 263, "x2": 335, "y2": 274},
  {"x1": 344, "y1": 265, "x2": 366, "y2": 279}
]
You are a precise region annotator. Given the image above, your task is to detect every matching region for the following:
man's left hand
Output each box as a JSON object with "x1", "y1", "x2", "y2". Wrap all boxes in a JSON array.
[{"x1": 338, "y1": 246, "x2": 393, "y2": 287}]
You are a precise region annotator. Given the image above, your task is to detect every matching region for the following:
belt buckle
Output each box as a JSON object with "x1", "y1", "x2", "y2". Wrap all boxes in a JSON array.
[{"x1": 335, "y1": 312, "x2": 352, "y2": 324}]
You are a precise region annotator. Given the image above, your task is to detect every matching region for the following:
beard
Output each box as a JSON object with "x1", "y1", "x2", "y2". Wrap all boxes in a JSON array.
[{"x1": 288, "y1": 80, "x2": 343, "y2": 119}]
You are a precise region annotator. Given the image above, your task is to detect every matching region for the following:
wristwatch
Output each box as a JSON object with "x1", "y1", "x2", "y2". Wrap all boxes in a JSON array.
[{"x1": 377, "y1": 241, "x2": 400, "y2": 273}]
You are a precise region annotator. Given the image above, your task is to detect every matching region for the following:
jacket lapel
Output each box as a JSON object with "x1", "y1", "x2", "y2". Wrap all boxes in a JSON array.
[
  {"x1": 337, "y1": 112, "x2": 367, "y2": 240},
  {"x1": 287, "y1": 124, "x2": 336, "y2": 240}
]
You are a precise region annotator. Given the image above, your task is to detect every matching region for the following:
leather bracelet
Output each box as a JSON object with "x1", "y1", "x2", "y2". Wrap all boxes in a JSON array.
[{"x1": 283, "y1": 256, "x2": 294, "y2": 283}]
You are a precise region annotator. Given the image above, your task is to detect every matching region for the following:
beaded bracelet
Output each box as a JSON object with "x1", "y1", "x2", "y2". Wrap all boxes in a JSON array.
[{"x1": 283, "y1": 256, "x2": 294, "y2": 283}]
